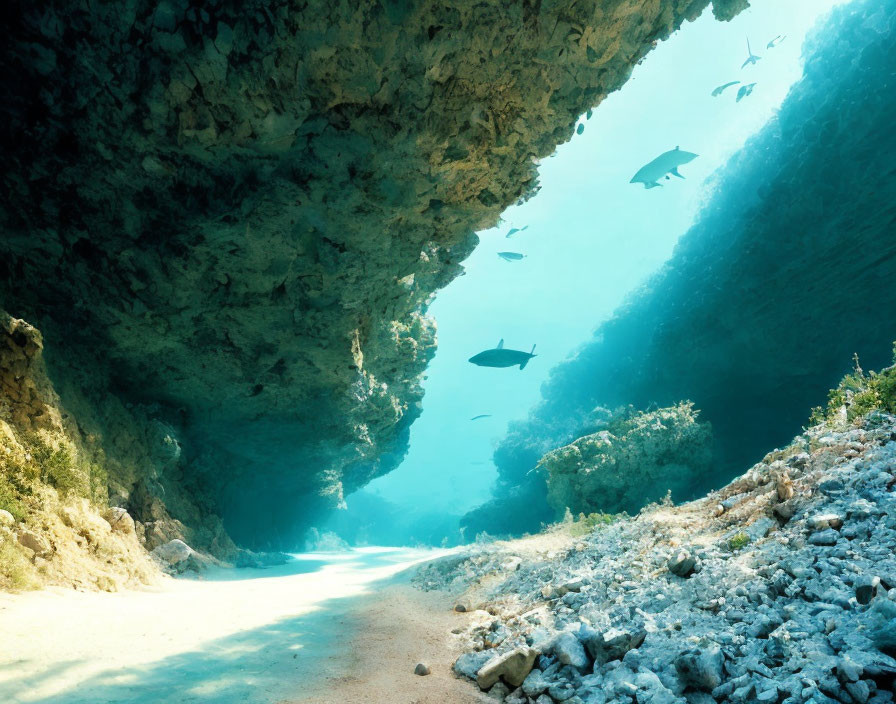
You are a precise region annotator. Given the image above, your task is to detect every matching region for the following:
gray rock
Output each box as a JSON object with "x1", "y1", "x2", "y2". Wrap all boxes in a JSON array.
[
  {"x1": 522, "y1": 668, "x2": 549, "y2": 697},
  {"x1": 667, "y1": 549, "x2": 696, "y2": 578},
  {"x1": 454, "y1": 651, "x2": 492, "y2": 679},
  {"x1": 808, "y1": 529, "x2": 839, "y2": 546},
  {"x1": 414, "y1": 662, "x2": 430, "y2": 676},
  {"x1": 477, "y1": 646, "x2": 538, "y2": 690},
  {"x1": 675, "y1": 645, "x2": 724, "y2": 691},
  {"x1": 583, "y1": 626, "x2": 647, "y2": 665},
  {"x1": 552, "y1": 631, "x2": 590, "y2": 669},
  {"x1": 855, "y1": 575, "x2": 880, "y2": 605},
  {"x1": 151, "y1": 539, "x2": 193, "y2": 565}
]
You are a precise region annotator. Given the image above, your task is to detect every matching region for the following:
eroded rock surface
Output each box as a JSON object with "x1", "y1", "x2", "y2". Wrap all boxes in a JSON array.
[{"x1": 0, "y1": 0, "x2": 742, "y2": 548}]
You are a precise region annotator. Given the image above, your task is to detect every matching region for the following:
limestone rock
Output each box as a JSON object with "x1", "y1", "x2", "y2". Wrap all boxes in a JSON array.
[
  {"x1": 104, "y1": 507, "x2": 136, "y2": 535},
  {"x1": 476, "y1": 646, "x2": 538, "y2": 690},
  {"x1": 17, "y1": 528, "x2": 51, "y2": 556},
  {"x1": 0, "y1": 509, "x2": 14, "y2": 526}
]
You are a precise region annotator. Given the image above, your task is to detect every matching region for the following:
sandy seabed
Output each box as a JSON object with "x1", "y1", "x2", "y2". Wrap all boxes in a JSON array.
[{"x1": 0, "y1": 548, "x2": 487, "y2": 704}]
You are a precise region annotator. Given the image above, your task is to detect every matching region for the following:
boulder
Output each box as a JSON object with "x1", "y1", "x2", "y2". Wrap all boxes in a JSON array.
[
  {"x1": 667, "y1": 549, "x2": 697, "y2": 578},
  {"x1": 151, "y1": 538, "x2": 193, "y2": 566},
  {"x1": 550, "y1": 632, "x2": 590, "y2": 669},
  {"x1": 17, "y1": 528, "x2": 51, "y2": 556},
  {"x1": 477, "y1": 646, "x2": 538, "y2": 690},
  {"x1": 675, "y1": 645, "x2": 724, "y2": 691},
  {"x1": 103, "y1": 507, "x2": 136, "y2": 535},
  {"x1": 583, "y1": 626, "x2": 647, "y2": 665}
]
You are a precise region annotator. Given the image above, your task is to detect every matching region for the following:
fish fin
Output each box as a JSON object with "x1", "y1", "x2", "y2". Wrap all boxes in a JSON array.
[
  {"x1": 519, "y1": 359, "x2": 529, "y2": 370},
  {"x1": 530, "y1": 344, "x2": 537, "y2": 355},
  {"x1": 670, "y1": 167, "x2": 685, "y2": 179},
  {"x1": 497, "y1": 339, "x2": 504, "y2": 350},
  {"x1": 645, "y1": 182, "x2": 662, "y2": 189}
]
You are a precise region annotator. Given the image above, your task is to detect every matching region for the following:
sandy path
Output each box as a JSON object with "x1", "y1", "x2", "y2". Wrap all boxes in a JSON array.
[
  {"x1": 291, "y1": 584, "x2": 489, "y2": 704},
  {"x1": 0, "y1": 548, "x2": 483, "y2": 704}
]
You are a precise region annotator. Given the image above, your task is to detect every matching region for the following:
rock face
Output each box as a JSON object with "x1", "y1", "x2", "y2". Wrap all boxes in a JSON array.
[
  {"x1": 465, "y1": 0, "x2": 896, "y2": 537},
  {"x1": 444, "y1": 411, "x2": 896, "y2": 704},
  {"x1": 0, "y1": 0, "x2": 743, "y2": 549},
  {"x1": 537, "y1": 404, "x2": 712, "y2": 519}
]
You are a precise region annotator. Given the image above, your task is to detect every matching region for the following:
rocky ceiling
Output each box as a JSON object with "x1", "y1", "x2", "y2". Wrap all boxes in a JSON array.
[{"x1": 0, "y1": 0, "x2": 745, "y2": 547}]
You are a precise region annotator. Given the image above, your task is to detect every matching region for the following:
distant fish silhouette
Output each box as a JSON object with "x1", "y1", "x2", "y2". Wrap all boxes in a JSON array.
[
  {"x1": 498, "y1": 251, "x2": 526, "y2": 262},
  {"x1": 712, "y1": 80, "x2": 740, "y2": 97},
  {"x1": 742, "y1": 38, "x2": 761, "y2": 68},
  {"x1": 469, "y1": 339, "x2": 537, "y2": 370},
  {"x1": 576, "y1": 123, "x2": 585, "y2": 135},
  {"x1": 767, "y1": 35, "x2": 785, "y2": 49},
  {"x1": 470, "y1": 414, "x2": 492, "y2": 421},
  {"x1": 630, "y1": 146, "x2": 698, "y2": 189},
  {"x1": 736, "y1": 82, "x2": 757, "y2": 103},
  {"x1": 506, "y1": 225, "x2": 529, "y2": 238}
]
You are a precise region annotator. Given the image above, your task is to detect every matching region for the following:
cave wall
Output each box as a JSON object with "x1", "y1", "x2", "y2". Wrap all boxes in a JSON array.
[
  {"x1": 0, "y1": 0, "x2": 745, "y2": 548},
  {"x1": 464, "y1": 0, "x2": 896, "y2": 536}
]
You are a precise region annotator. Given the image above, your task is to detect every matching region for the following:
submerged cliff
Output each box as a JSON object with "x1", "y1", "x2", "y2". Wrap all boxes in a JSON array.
[
  {"x1": 0, "y1": 1, "x2": 747, "y2": 557},
  {"x1": 464, "y1": 0, "x2": 896, "y2": 537}
]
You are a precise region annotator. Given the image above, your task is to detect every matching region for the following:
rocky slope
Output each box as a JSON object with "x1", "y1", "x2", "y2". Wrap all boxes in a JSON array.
[
  {"x1": 464, "y1": 0, "x2": 896, "y2": 537},
  {"x1": 0, "y1": 0, "x2": 745, "y2": 551},
  {"x1": 418, "y1": 410, "x2": 896, "y2": 704}
]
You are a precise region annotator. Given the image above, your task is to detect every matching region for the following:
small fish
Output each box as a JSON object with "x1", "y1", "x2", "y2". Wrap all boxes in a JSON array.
[
  {"x1": 742, "y1": 38, "x2": 761, "y2": 68},
  {"x1": 767, "y1": 35, "x2": 785, "y2": 49},
  {"x1": 469, "y1": 339, "x2": 537, "y2": 370},
  {"x1": 506, "y1": 225, "x2": 529, "y2": 238},
  {"x1": 470, "y1": 414, "x2": 492, "y2": 421},
  {"x1": 630, "y1": 146, "x2": 698, "y2": 189},
  {"x1": 576, "y1": 123, "x2": 584, "y2": 135},
  {"x1": 736, "y1": 82, "x2": 757, "y2": 103},
  {"x1": 711, "y1": 80, "x2": 740, "y2": 97},
  {"x1": 586, "y1": 109, "x2": 593, "y2": 120},
  {"x1": 498, "y1": 251, "x2": 526, "y2": 262}
]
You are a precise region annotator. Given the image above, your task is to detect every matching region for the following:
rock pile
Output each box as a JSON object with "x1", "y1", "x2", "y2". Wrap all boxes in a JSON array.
[{"x1": 437, "y1": 415, "x2": 896, "y2": 704}]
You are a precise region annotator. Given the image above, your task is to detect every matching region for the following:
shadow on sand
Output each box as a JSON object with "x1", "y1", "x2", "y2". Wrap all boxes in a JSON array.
[{"x1": 4, "y1": 548, "x2": 439, "y2": 704}]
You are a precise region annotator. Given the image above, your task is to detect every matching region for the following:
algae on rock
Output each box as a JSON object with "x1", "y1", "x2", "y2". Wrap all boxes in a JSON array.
[{"x1": 538, "y1": 403, "x2": 713, "y2": 518}]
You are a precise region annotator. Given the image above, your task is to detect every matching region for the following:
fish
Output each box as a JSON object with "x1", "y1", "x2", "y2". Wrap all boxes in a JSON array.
[
  {"x1": 506, "y1": 225, "x2": 529, "y2": 238},
  {"x1": 711, "y1": 80, "x2": 740, "y2": 97},
  {"x1": 468, "y1": 339, "x2": 537, "y2": 370},
  {"x1": 498, "y1": 251, "x2": 526, "y2": 262},
  {"x1": 630, "y1": 146, "x2": 698, "y2": 189},
  {"x1": 741, "y1": 38, "x2": 761, "y2": 68},
  {"x1": 576, "y1": 123, "x2": 585, "y2": 135},
  {"x1": 586, "y1": 109, "x2": 593, "y2": 120},
  {"x1": 736, "y1": 82, "x2": 757, "y2": 103},
  {"x1": 767, "y1": 34, "x2": 785, "y2": 49},
  {"x1": 470, "y1": 414, "x2": 492, "y2": 421}
]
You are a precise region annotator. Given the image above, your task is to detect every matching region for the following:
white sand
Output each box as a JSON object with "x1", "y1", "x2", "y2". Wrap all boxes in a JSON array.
[{"x1": 0, "y1": 547, "x2": 479, "y2": 704}]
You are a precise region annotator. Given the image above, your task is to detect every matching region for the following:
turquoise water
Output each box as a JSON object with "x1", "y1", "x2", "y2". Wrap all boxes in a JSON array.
[{"x1": 334, "y1": 0, "x2": 852, "y2": 544}]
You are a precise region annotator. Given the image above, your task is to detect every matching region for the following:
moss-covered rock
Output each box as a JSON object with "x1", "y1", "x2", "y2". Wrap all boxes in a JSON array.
[{"x1": 539, "y1": 403, "x2": 712, "y2": 518}]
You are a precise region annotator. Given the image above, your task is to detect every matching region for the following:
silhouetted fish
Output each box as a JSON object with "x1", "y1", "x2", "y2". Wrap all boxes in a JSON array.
[
  {"x1": 586, "y1": 109, "x2": 593, "y2": 120},
  {"x1": 742, "y1": 38, "x2": 761, "y2": 68},
  {"x1": 630, "y1": 147, "x2": 698, "y2": 189},
  {"x1": 576, "y1": 124, "x2": 584, "y2": 135},
  {"x1": 736, "y1": 82, "x2": 757, "y2": 102},
  {"x1": 712, "y1": 80, "x2": 740, "y2": 97},
  {"x1": 506, "y1": 225, "x2": 529, "y2": 238},
  {"x1": 469, "y1": 339, "x2": 537, "y2": 370},
  {"x1": 470, "y1": 414, "x2": 492, "y2": 421},
  {"x1": 767, "y1": 35, "x2": 785, "y2": 49},
  {"x1": 498, "y1": 251, "x2": 525, "y2": 262}
]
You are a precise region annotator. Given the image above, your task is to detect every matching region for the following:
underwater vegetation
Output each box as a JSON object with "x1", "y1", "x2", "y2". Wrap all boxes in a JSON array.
[
  {"x1": 809, "y1": 345, "x2": 896, "y2": 428},
  {"x1": 463, "y1": 0, "x2": 896, "y2": 538},
  {"x1": 538, "y1": 403, "x2": 712, "y2": 519}
]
